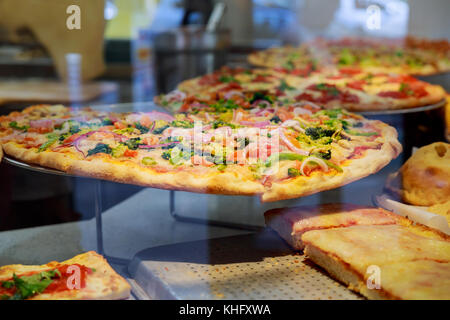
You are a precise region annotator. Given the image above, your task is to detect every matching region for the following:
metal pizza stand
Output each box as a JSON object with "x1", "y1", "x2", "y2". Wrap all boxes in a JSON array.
[{"x1": 1, "y1": 99, "x2": 447, "y2": 299}]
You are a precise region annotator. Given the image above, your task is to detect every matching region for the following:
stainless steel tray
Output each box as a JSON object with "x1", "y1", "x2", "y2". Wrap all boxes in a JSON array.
[
  {"x1": 3, "y1": 156, "x2": 71, "y2": 176},
  {"x1": 128, "y1": 230, "x2": 362, "y2": 300},
  {"x1": 357, "y1": 98, "x2": 446, "y2": 116}
]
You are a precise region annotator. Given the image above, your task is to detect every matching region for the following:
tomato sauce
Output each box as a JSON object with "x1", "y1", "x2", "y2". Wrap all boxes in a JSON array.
[
  {"x1": 339, "y1": 67, "x2": 362, "y2": 75},
  {"x1": 0, "y1": 264, "x2": 92, "y2": 298},
  {"x1": 346, "y1": 80, "x2": 366, "y2": 91},
  {"x1": 253, "y1": 75, "x2": 270, "y2": 83},
  {"x1": 218, "y1": 82, "x2": 242, "y2": 92}
]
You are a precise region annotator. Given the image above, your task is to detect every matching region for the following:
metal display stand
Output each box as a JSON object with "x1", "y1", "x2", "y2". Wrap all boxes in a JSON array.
[
  {"x1": 2, "y1": 156, "x2": 261, "y2": 267},
  {"x1": 3, "y1": 156, "x2": 129, "y2": 265},
  {"x1": 169, "y1": 190, "x2": 262, "y2": 231}
]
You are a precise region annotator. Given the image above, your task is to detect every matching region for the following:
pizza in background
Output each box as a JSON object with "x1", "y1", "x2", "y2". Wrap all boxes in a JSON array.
[
  {"x1": 156, "y1": 67, "x2": 446, "y2": 113},
  {"x1": 248, "y1": 36, "x2": 450, "y2": 76}
]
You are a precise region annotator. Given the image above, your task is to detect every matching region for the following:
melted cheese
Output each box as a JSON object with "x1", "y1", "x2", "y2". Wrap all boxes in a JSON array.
[{"x1": 302, "y1": 225, "x2": 450, "y2": 274}]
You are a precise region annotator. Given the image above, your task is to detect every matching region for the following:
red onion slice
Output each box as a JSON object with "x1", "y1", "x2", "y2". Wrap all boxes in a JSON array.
[
  {"x1": 281, "y1": 120, "x2": 305, "y2": 133},
  {"x1": 279, "y1": 130, "x2": 309, "y2": 155},
  {"x1": 299, "y1": 156, "x2": 329, "y2": 176},
  {"x1": 224, "y1": 90, "x2": 245, "y2": 100},
  {"x1": 292, "y1": 101, "x2": 322, "y2": 112},
  {"x1": 143, "y1": 111, "x2": 175, "y2": 122}
]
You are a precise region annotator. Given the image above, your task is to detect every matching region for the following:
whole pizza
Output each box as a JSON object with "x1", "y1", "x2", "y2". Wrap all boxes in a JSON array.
[
  {"x1": 156, "y1": 66, "x2": 446, "y2": 112},
  {"x1": 0, "y1": 101, "x2": 401, "y2": 202}
]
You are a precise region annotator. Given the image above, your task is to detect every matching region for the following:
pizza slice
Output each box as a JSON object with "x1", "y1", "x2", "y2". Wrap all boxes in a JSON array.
[
  {"x1": 302, "y1": 224, "x2": 450, "y2": 300},
  {"x1": 264, "y1": 204, "x2": 406, "y2": 250},
  {"x1": 0, "y1": 251, "x2": 131, "y2": 300}
]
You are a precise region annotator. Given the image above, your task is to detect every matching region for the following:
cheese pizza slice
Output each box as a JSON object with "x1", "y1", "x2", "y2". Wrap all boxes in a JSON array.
[
  {"x1": 302, "y1": 225, "x2": 450, "y2": 300},
  {"x1": 264, "y1": 203, "x2": 405, "y2": 250},
  {"x1": 0, "y1": 251, "x2": 131, "y2": 300}
]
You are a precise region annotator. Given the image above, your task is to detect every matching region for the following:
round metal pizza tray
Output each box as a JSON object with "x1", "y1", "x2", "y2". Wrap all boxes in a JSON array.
[
  {"x1": 2, "y1": 155, "x2": 72, "y2": 177},
  {"x1": 357, "y1": 98, "x2": 446, "y2": 116}
]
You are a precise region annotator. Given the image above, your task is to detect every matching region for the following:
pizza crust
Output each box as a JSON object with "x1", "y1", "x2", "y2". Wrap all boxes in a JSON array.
[
  {"x1": 1, "y1": 142, "x2": 265, "y2": 196},
  {"x1": 0, "y1": 251, "x2": 130, "y2": 300}
]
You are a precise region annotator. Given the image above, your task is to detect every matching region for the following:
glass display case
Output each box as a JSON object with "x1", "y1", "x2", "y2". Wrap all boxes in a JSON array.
[{"x1": 0, "y1": 0, "x2": 449, "y2": 303}]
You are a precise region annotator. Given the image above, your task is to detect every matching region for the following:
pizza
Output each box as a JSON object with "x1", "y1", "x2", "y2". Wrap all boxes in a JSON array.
[
  {"x1": 249, "y1": 36, "x2": 450, "y2": 76},
  {"x1": 0, "y1": 101, "x2": 401, "y2": 202},
  {"x1": 284, "y1": 70, "x2": 446, "y2": 111},
  {"x1": 264, "y1": 203, "x2": 406, "y2": 250},
  {"x1": 154, "y1": 66, "x2": 309, "y2": 113},
  {"x1": 0, "y1": 251, "x2": 130, "y2": 300},
  {"x1": 247, "y1": 45, "x2": 321, "y2": 75},
  {"x1": 302, "y1": 224, "x2": 450, "y2": 300},
  {"x1": 265, "y1": 203, "x2": 450, "y2": 299},
  {"x1": 156, "y1": 67, "x2": 445, "y2": 112}
]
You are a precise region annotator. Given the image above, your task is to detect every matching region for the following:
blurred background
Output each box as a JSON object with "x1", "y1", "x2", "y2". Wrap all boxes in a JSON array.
[{"x1": 0, "y1": 0, "x2": 448, "y2": 230}]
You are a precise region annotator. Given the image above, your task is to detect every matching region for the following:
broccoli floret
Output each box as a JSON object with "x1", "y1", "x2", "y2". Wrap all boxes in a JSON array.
[
  {"x1": 122, "y1": 138, "x2": 143, "y2": 150},
  {"x1": 135, "y1": 122, "x2": 149, "y2": 134},
  {"x1": 305, "y1": 127, "x2": 335, "y2": 140}
]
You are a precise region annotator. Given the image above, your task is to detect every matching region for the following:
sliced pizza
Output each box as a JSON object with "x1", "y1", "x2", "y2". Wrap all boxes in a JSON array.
[
  {"x1": 248, "y1": 36, "x2": 450, "y2": 76},
  {"x1": 0, "y1": 251, "x2": 130, "y2": 300},
  {"x1": 285, "y1": 70, "x2": 446, "y2": 111},
  {"x1": 302, "y1": 224, "x2": 450, "y2": 300},
  {"x1": 156, "y1": 66, "x2": 445, "y2": 113},
  {"x1": 264, "y1": 203, "x2": 406, "y2": 250},
  {"x1": 0, "y1": 102, "x2": 401, "y2": 202}
]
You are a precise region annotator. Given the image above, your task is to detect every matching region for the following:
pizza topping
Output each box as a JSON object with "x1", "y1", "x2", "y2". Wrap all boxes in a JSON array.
[
  {"x1": 278, "y1": 79, "x2": 295, "y2": 92},
  {"x1": 0, "y1": 264, "x2": 93, "y2": 300},
  {"x1": 9, "y1": 121, "x2": 29, "y2": 132},
  {"x1": 299, "y1": 156, "x2": 329, "y2": 176},
  {"x1": 280, "y1": 129, "x2": 309, "y2": 155},
  {"x1": 224, "y1": 90, "x2": 245, "y2": 100},
  {"x1": 87, "y1": 143, "x2": 112, "y2": 156},
  {"x1": 141, "y1": 156, "x2": 157, "y2": 166},
  {"x1": 38, "y1": 133, "x2": 59, "y2": 152}
]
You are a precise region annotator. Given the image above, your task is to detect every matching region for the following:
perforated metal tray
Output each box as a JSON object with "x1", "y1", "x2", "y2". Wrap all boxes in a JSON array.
[{"x1": 128, "y1": 230, "x2": 362, "y2": 300}]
